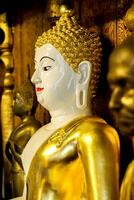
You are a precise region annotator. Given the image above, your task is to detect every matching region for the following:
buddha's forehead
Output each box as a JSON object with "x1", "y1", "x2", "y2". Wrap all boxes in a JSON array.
[{"x1": 35, "y1": 43, "x2": 63, "y2": 62}]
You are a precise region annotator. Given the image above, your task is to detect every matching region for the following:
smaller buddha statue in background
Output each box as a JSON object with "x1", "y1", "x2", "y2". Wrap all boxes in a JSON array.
[
  {"x1": 107, "y1": 34, "x2": 134, "y2": 200},
  {"x1": 6, "y1": 79, "x2": 41, "y2": 198}
]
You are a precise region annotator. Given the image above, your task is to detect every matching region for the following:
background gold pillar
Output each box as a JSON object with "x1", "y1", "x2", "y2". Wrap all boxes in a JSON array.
[{"x1": 0, "y1": 12, "x2": 14, "y2": 198}]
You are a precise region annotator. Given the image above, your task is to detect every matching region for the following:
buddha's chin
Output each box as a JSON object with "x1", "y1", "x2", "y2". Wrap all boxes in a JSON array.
[{"x1": 37, "y1": 95, "x2": 47, "y2": 108}]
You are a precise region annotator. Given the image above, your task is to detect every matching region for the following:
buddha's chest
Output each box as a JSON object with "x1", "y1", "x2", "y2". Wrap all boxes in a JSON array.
[
  {"x1": 27, "y1": 130, "x2": 85, "y2": 199},
  {"x1": 30, "y1": 129, "x2": 79, "y2": 169},
  {"x1": 45, "y1": 156, "x2": 84, "y2": 196}
]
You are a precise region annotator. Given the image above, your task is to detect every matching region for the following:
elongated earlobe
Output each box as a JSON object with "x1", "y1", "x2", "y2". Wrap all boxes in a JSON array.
[
  {"x1": 76, "y1": 87, "x2": 87, "y2": 109},
  {"x1": 76, "y1": 61, "x2": 92, "y2": 109}
]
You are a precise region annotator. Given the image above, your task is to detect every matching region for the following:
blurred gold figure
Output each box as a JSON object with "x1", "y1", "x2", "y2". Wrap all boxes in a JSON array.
[
  {"x1": 6, "y1": 79, "x2": 41, "y2": 198},
  {"x1": 108, "y1": 34, "x2": 134, "y2": 200}
]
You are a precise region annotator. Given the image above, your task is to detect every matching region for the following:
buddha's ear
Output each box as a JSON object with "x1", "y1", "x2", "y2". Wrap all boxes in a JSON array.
[
  {"x1": 76, "y1": 61, "x2": 92, "y2": 109},
  {"x1": 77, "y1": 61, "x2": 92, "y2": 85}
]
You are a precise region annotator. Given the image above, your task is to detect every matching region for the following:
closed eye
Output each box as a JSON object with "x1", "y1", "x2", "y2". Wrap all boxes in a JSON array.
[{"x1": 43, "y1": 66, "x2": 52, "y2": 71}]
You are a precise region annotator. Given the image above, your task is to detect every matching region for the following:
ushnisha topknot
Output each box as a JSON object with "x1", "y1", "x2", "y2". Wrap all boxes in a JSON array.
[{"x1": 35, "y1": 11, "x2": 102, "y2": 97}]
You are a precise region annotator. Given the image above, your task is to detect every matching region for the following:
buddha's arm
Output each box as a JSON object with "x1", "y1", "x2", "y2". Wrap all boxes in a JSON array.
[{"x1": 77, "y1": 123, "x2": 120, "y2": 200}]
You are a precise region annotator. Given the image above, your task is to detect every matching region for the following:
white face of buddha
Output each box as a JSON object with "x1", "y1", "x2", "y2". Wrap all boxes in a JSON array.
[{"x1": 31, "y1": 44, "x2": 78, "y2": 112}]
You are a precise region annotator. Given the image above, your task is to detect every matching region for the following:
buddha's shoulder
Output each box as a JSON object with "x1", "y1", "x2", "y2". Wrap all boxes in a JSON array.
[
  {"x1": 74, "y1": 116, "x2": 119, "y2": 146},
  {"x1": 75, "y1": 116, "x2": 114, "y2": 131}
]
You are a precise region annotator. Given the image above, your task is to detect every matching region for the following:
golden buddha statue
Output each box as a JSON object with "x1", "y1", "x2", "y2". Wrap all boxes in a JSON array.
[
  {"x1": 19, "y1": 12, "x2": 119, "y2": 200},
  {"x1": 6, "y1": 79, "x2": 41, "y2": 198},
  {"x1": 107, "y1": 34, "x2": 134, "y2": 200}
]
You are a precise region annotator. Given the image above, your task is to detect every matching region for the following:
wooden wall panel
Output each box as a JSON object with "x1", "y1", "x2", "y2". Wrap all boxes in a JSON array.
[
  {"x1": 13, "y1": 4, "x2": 43, "y2": 87},
  {"x1": 12, "y1": 1, "x2": 48, "y2": 125}
]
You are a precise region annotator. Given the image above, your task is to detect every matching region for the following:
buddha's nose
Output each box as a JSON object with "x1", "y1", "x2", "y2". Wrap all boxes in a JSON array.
[
  {"x1": 109, "y1": 87, "x2": 123, "y2": 112},
  {"x1": 31, "y1": 70, "x2": 41, "y2": 84}
]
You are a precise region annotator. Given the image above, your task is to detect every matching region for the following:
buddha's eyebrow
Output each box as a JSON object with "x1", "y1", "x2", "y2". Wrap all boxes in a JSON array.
[{"x1": 40, "y1": 56, "x2": 55, "y2": 62}]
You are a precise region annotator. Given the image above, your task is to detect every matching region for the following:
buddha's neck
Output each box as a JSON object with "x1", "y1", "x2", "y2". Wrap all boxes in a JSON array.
[{"x1": 49, "y1": 108, "x2": 91, "y2": 128}]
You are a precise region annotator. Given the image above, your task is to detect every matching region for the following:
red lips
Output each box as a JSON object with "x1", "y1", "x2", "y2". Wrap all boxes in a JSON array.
[{"x1": 36, "y1": 88, "x2": 44, "y2": 92}]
